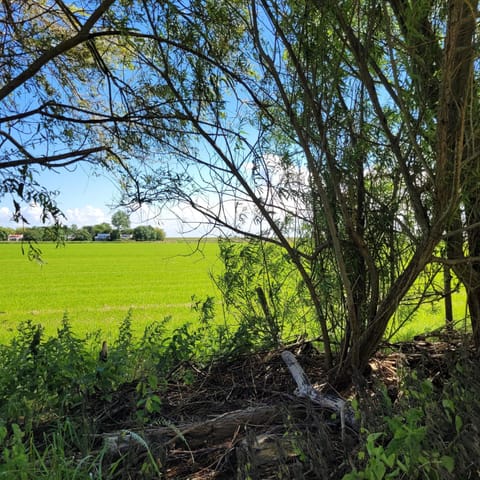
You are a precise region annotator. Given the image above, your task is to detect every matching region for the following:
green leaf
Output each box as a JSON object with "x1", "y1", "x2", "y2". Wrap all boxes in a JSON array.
[
  {"x1": 455, "y1": 415, "x2": 463, "y2": 433},
  {"x1": 373, "y1": 460, "x2": 386, "y2": 480},
  {"x1": 383, "y1": 453, "x2": 396, "y2": 468},
  {"x1": 442, "y1": 399, "x2": 454, "y2": 413},
  {"x1": 440, "y1": 455, "x2": 454, "y2": 473}
]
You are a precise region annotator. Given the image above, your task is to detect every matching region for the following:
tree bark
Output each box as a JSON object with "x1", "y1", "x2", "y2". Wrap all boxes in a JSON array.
[
  {"x1": 444, "y1": 264, "x2": 454, "y2": 330},
  {"x1": 440, "y1": 0, "x2": 480, "y2": 346}
]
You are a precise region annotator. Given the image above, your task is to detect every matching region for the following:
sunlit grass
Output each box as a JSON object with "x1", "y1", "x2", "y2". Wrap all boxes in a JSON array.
[
  {"x1": 0, "y1": 240, "x2": 471, "y2": 345},
  {"x1": 388, "y1": 283, "x2": 468, "y2": 342},
  {"x1": 0, "y1": 241, "x2": 222, "y2": 342}
]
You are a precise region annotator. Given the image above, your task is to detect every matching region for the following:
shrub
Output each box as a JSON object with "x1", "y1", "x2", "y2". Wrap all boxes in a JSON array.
[
  {"x1": 133, "y1": 225, "x2": 156, "y2": 241},
  {"x1": 71, "y1": 228, "x2": 92, "y2": 241},
  {"x1": 0, "y1": 310, "x2": 223, "y2": 477},
  {"x1": 215, "y1": 238, "x2": 312, "y2": 349},
  {"x1": 344, "y1": 356, "x2": 480, "y2": 480},
  {"x1": 154, "y1": 227, "x2": 166, "y2": 241},
  {"x1": 0, "y1": 227, "x2": 14, "y2": 240}
]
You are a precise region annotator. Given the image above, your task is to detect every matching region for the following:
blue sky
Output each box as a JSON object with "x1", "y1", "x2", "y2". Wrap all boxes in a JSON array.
[{"x1": 0, "y1": 165, "x2": 198, "y2": 237}]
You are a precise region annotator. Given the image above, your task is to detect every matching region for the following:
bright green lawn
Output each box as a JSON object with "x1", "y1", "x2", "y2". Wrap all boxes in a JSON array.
[{"x1": 0, "y1": 241, "x2": 222, "y2": 342}]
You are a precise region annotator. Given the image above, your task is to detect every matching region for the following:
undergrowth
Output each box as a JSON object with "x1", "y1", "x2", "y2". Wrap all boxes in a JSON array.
[
  {"x1": 1, "y1": 307, "x2": 480, "y2": 478},
  {"x1": 0, "y1": 299, "x2": 246, "y2": 479},
  {"x1": 346, "y1": 352, "x2": 480, "y2": 480}
]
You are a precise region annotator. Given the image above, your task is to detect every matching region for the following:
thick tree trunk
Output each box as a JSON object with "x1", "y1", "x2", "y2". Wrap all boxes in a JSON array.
[
  {"x1": 442, "y1": 0, "x2": 480, "y2": 347},
  {"x1": 464, "y1": 190, "x2": 480, "y2": 347}
]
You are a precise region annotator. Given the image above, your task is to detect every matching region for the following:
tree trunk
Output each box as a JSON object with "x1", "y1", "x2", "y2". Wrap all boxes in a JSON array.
[
  {"x1": 440, "y1": 0, "x2": 480, "y2": 347},
  {"x1": 467, "y1": 287, "x2": 480, "y2": 347},
  {"x1": 444, "y1": 264, "x2": 454, "y2": 330}
]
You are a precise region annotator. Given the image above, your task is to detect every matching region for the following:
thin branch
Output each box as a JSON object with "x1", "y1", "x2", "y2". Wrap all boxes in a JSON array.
[
  {"x1": 0, "y1": 0, "x2": 115, "y2": 101},
  {"x1": 0, "y1": 143, "x2": 106, "y2": 169}
]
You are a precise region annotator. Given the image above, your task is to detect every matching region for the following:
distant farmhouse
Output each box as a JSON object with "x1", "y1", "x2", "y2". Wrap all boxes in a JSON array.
[
  {"x1": 94, "y1": 233, "x2": 111, "y2": 241},
  {"x1": 7, "y1": 234, "x2": 23, "y2": 242}
]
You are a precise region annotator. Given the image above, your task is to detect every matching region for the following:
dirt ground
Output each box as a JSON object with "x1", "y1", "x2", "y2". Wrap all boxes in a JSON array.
[{"x1": 85, "y1": 330, "x2": 473, "y2": 479}]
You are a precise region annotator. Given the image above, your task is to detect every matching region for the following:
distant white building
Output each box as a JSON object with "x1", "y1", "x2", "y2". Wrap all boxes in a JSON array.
[
  {"x1": 7, "y1": 234, "x2": 23, "y2": 241},
  {"x1": 94, "y1": 233, "x2": 110, "y2": 241}
]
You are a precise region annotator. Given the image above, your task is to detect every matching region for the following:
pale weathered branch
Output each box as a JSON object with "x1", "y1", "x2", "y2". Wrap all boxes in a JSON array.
[{"x1": 281, "y1": 350, "x2": 357, "y2": 431}]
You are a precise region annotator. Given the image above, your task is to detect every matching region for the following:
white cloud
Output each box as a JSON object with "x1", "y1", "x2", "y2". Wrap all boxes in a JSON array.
[
  {"x1": 0, "y1": 203, "x2": 109, "y2": 228},
  {"x1": 64, "y1": 205, "x2": 109, "y2": 227},
  {"x1": 0, "y1": 206, "x2": 12, "y2": 224},
  {"x1": 0, "y1": 203, "x2": 46, "y2": 226}
]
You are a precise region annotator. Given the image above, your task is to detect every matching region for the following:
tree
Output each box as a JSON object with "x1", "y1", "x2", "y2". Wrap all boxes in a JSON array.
[
  {"x1": 439, "y1": 1, "x2": 480, "y2": 346},
  {"x1": 0, "y1": 227, "x2": 14, "y2": 241},
  {"x1": 93, "y1": 223, "x2": 112, "y2": 235},
  {"x1": 133, "y1": 225, "x2": 157, "y2": 241},
  {"x1": 0, "y1": 0, "x2": 136, "y2": 226},
  {"x1": 113, "y1": 0, "x2": 478, "y2": 383},
  {"x1": 71, "y1": 228, "x2": 92, "y2": 241},
  {"x1": 111, "y1": 211, "x2": 130, "y2": 232},
  {"x1": 22, "y1": 227, "x2": 44, "y2": 242},
  {"x1": 110, "y1": 229, "x2": 120, "y2": 241},
  {"x1": 154, "y1": 228, "x2": 166, "y2": 241},
  {"x1": 2, "y1": 0, "x2": 478, "y2": 384}
]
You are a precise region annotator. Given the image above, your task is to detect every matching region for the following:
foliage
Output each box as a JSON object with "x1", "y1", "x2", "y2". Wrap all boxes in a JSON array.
[
  {"x1": 215, "y1": 238, "x2": 312, "y2": 348},
  {"x1": 0, "y1": 226, "x2": 14, "y2": 240},
  {"x1": 2, "y1": 0, "x2": 479, "y2": 383},
  {"x1": 0, "y1": 318, "x2": 95, "y2": 426},
  {"x1": 0, "y1": 0, "x2": 118, "y2": 225},
  {"x1": 154, "y1": 227, "x2": 166, "y2": 241},
  {"x1": 108, "y1": 0, "x2": 477, "y2": 381},
  {"x1": 0, "y1": 308, "x2": 233, "y2": 478},
  {"x1": 70, "y1": 228, "x2": 92, "y2": 241},
  {"x1": 109, "y1": 228, "x2": 120, "y2": 241},
  {"x1": 111, "y1": 211, "x2": 130, "y2": 231},
  {"x1": 133, "y1": 225, "x2": 165, "y2": 241},
  {"x1": 345, "y1": 356, "x2": 480, "y2": 479}
]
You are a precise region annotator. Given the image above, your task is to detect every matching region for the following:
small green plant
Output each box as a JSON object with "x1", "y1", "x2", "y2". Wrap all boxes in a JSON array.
[
  {"x1": 344, "y1": 376, "x2": 460, "y2": 480},
  {"x1": 136, "y1": 374, "x2": 163, "y2": 423},
  {"x1": 0, "y1": 423, "x2": 30, "y2": 479}
]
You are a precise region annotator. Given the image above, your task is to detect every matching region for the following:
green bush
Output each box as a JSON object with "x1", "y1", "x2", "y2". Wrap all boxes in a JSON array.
[
  {"x1": 71, "y1": 228, "x2": 92, "y2": 241},
  {"x1": 0, "y1": 306, "x2": 232, "y2": 478},
  {"x1": 215, "y1": 238, "x2": 312, "y2": 349},
  {"x1": 133, "y1": 225, "x2": 157, "y2": 241},
  {"x1": 0, "y1": 226, "x2": 14, "y2": 240},
  {"x1": 22, "y1": 227, "x2": 44, "y2": 242},
  {"x1": 344, "y1": 356, "x2": 480, "y2": 480}
]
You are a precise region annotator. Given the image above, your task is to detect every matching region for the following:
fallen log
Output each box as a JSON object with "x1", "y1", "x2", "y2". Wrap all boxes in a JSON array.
[
  {"x1": 237, "y1": 432, "x2": 298, "y2": 467},
  {"x1": 100, "y1": 351, "x2": 357, "y2": 469},
  {"x1": 102, "y1": 404, "x2": 291, "y2": 455}
]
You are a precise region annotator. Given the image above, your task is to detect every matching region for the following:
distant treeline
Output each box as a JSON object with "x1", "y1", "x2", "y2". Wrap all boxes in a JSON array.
[{"x1": 0, "y1": 223, "x2": 166, "y2": 242}]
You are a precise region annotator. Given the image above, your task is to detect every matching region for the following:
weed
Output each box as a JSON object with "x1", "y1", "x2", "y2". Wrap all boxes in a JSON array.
[{"x1": 344, "y1": 357, "x2": 480, "y2": 480}]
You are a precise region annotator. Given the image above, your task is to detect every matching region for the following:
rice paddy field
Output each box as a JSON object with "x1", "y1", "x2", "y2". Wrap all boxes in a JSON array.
[
  {"x1": 0, "y1": 240, "x2": 468, "y2": 344},
  {"x1": 0, "y1": 240, "x2": 222, "y2": 342}
]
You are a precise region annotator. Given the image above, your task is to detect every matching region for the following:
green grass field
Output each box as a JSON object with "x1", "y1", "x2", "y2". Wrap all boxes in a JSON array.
[
  {"x1": 0, "y1": 240, "x2": 469, "y2": 344},
  {"x1": 0, "y1": 241, "x2": 222, "y2": 342}
]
